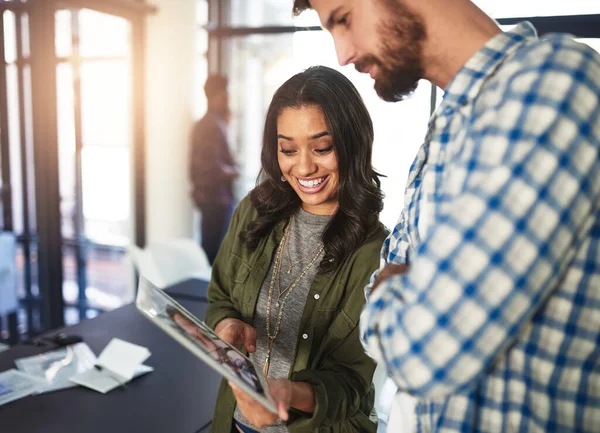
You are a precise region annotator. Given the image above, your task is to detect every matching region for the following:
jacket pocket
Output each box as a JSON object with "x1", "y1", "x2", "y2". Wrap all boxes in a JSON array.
[
  {"x1": 224, "y1": 252, "x2": 252, "y2": 309},
  {"x1": 328, "y1": 309, "x2": 355, "y2": 341},
  {"x1": 312, "y1": 309, "x2": 355, "y2": 362},
  {"x1": 224, "y1": 252, "x2": 252, "y2": 284}
]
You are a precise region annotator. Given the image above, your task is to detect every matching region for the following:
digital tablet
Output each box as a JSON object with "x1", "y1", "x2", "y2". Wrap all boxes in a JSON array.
[{"x1": 135, "y1": 277, "x2": 277, "y2": 413}]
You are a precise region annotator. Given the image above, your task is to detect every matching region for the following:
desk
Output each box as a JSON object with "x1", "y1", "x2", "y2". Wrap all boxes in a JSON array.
[
  {"x1": 0, "y1": 280, "x2": 221, "y2": 433},
  {"x1": 167, "y1": 278, "x2": 209, "y2": 302}
]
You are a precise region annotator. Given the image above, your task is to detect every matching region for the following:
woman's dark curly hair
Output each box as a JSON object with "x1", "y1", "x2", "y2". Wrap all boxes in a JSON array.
[{"x1": 240, "y1": 66, "x2": 384, "y2": 271}]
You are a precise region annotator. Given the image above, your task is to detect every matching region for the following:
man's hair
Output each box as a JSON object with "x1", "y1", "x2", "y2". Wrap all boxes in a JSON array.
[
  {"x1": 204, "y1": 74, "x2": 228, "y2": 99},
  {"x1": 292, "y1": 0, "x2": 312, "y2": 15}
]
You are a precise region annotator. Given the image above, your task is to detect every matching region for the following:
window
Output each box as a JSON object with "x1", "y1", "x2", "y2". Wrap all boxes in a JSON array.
[
  {"x1": 581, "y1": 39, "x2": 600, "y2": 54},
  {"x1": 203, "y1": 0, "x2": 600, "y2": 230},
  {"x1": 194, "y1": 0, "x2": 209, "y2": 119},
  {"x1": 226, "y1": 0, "x2": 320, "y2": 27},
  {"x1": 474, "y1": 1, "x2": 600, "y2": 18},
  {"x1": 55, "y1": 10, "x2": 135, "y2": 319},
  {"x1": 1, "y1": 0, "x2": 149, "y2": 335}
]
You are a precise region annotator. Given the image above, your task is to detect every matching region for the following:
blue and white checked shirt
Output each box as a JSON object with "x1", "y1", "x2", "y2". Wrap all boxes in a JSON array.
[{"x1": 360, "y1": 23, "x2": 600, "y2": 432}]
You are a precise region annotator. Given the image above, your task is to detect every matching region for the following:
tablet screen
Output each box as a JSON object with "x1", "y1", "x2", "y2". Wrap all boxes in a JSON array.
[
  {"x1": 136, "y1": 277, "x2": 275, "y2": 412},
  {"x1": 163, "y1": 306, "x2": 264, "y2": 393}
]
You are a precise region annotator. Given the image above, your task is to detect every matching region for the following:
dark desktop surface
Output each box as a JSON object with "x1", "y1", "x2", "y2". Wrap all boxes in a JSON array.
[
  {"x1": 165, "y1": 278, "x2": 209, "y2": 302},
  {"x1": 0, "y1": 279, "x2": 220, "y2": 433}
]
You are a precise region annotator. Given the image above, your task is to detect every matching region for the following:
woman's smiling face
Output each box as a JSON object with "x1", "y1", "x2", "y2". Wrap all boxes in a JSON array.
[{"x1": 277, "y1": 105, "x2": 339, "y2": 216}]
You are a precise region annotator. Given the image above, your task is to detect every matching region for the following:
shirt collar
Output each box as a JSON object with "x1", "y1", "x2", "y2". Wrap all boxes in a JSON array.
[{"x1": 442, "y1": 21, "x2": 538, "y2": 108}]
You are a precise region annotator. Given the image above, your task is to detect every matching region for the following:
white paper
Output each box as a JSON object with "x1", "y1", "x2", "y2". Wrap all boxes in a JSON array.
[
  {"x1": 15, "y1": 343, "x2": 97, "y2": 393},
  {"x1": 0, "y1": 369, "x2": 46, "y2": 406},
  {"x1": 69, "y1": 364, "x2": 153, "y2": 394},
  {"x1": 96, "y1": 338, "x2": 151, "y2": 381}
]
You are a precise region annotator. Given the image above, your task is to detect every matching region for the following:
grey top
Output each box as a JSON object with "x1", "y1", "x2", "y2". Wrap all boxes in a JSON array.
[{"x1": 234, "y1": 208, "x2": 331, "y2": 432}]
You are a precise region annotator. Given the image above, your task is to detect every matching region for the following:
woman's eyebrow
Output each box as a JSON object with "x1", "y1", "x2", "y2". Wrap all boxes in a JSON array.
[
  {"x1": 277, "y1": 131, "x2": 329, "y2": 140},
  {"x1": 309, "y1": 131, "x2": 329, "y2": 140}
]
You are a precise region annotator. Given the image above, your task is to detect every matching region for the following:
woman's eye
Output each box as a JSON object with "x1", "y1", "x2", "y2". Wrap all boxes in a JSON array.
[
  {"x1": 315, "y1": 146, "x2": 334, "y2": 154},
  {"x1": 280, "y1": 148, "x2": 296, "y2": 155}
]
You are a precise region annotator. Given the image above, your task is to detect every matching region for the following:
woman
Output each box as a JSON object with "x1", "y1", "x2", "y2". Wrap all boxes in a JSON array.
[{"x1": 205, "y1": 66, "x2": 388, "y2": 433}]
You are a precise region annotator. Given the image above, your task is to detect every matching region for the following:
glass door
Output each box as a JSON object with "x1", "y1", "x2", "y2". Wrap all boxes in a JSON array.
[
  {"x1": 55, "y1": 8, "x2": 135, "y2": 324},
  {"x1": 1, "y1": 0, "x2": 148, "y2": 338},
  {"x1": 1, "y1": 8, "x2": 40, "y2": 338}
]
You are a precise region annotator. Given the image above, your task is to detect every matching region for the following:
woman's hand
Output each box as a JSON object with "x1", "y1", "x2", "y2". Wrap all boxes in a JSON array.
[
  {"x1": 215, "y1": 318, "x2": 257, "y2": 353},
  {"x1": 229, "y1": 379, "x2": 292, "y2": 428}
]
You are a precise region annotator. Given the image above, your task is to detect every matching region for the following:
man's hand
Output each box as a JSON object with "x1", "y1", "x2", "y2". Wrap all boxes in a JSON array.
[
  {"x1": 215, "y1": 318, "x2": 257, "y2": 353},
  {"x1": 229, "y1": 379, "x2": 292, "y2": 428},
  {"x1": 372, "y1": 264, "x2": 409, "y2": 293},
  {"x1": 222, "y1": 164, "x2": 239, "y2": 180}
]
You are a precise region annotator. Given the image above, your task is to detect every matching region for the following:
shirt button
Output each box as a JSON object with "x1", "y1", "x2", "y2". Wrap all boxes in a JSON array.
[
  {"x1": 302, "y1": 333, "x2": 308, "y2": 340},
  {"x1": 314, "y1": 294, "x2": 320, "y2": 300}
]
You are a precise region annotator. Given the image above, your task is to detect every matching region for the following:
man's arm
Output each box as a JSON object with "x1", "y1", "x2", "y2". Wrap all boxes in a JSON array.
[
  {"x1": 189, "y1": 121, "x2": 239, "y2": 193},
  {"x1": 360, "y1": 208, "x2": 412, "y2": 357},
  {"x1": 215, "y1": 121, "x2": 240, "y2": 181},
  {"x1": 220, "y1": 163, "x2": 239, "y2": 180}
]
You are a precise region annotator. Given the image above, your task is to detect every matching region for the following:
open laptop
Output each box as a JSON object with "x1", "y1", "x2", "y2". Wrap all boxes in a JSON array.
[{"x1": 135, "y1": 277, "x2": 277, "y2": 413}]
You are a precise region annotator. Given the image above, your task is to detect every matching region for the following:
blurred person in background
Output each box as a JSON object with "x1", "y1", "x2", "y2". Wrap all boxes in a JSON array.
[
  {"x1": 190, "y1": 74, "x2": 239, "y2": 264},
  {"x1": 295, "y1": 0, "x2": 600, "y2": 432}
]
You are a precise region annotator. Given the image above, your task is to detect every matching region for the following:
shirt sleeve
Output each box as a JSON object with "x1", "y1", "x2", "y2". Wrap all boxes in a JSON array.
[
  {"x1": 204, "y1": 199, "x2": 248, "y2": 329},
  {"x1": 364, "y1": 209, "x2": 411, "y2": 297},
  {"x1": 190, "y1": 120, "x2": 235, "y2": 189},
  {"x1": 360, "y1": 209, "x2": 410, "y2": 357},
  {"x1": 360, "y1": 41, "x2": 600, "y2": 398}
]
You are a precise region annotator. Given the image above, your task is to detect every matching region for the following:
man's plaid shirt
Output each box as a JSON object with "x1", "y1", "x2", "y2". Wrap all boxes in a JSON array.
[{"x1": 360, "y1": 22, "x2": 600, "y2": 432}]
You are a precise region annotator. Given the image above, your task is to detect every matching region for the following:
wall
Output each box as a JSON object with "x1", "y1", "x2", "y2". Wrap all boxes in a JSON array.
[{"x1": 144, "y1": 0, "x2": 196, "y2": 244}]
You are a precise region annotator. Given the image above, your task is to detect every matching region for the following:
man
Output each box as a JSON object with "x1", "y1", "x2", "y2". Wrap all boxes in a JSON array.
[
  {"x1": 294, "y1": 0, "x2": 600, "y2": 431},
  {"x1": 190, "y1": 75, "x2": 239, "y2": 264}
]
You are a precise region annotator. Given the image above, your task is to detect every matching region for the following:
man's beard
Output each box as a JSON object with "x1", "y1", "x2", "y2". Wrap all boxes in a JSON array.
[{"x1": 355, "y1": 1, "x2": 426, "y2": 102}]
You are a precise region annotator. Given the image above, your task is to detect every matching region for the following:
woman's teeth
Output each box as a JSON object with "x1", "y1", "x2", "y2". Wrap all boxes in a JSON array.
[{"x1": 298, "y1": 177, "x2": 326, "y2": 188}]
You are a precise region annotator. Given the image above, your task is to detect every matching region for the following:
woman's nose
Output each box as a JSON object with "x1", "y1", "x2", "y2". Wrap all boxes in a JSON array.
[{"x1": 297, "y1": 152, "x2": 317, "y2": 176}]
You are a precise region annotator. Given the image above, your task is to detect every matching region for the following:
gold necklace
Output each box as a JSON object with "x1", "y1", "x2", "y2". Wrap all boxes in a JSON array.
[
  {"x1": 276, "y1": 243, "x2": 324, "y2": 305},
  {"x1": 286, "y1": 216, "x2": 294, "y2": 273},
  {"x1": 263, "y1": 220, "x2": 324, "y2": 378}
]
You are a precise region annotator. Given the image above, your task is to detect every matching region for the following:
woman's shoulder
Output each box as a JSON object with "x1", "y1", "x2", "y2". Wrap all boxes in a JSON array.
[
  {"x1": 341, "y1": 222, "x2": 388, "y2": 279},
  {"x1": 232, "y1": 195, "x2": 259, "y2": 224},
  {"x1": 355, "y1": 222, "x2": 389, "y2": 256},
  {"x1": 372, "y1": 222, "x2": 390, "y2": 243},
  {"x1": 236, "y1": 194, "x2": 254, "y2": 212},
  {"x1": 334, "y1": 223, "x2": 388, "y2": 323}
]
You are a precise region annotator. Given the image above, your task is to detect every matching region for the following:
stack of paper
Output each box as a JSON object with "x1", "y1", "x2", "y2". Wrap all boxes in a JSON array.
[
  {"x1": 15, "y1": 342, "x2": 96, "y2": 393},
  {"x1": 0, "y1": 337, "x2": 153, "y2": 406},
  {"x1": 70, "y1": 338, "x2": 153, "y2": 394},
  {"x1": 0, "y1": 369, "x2": 46, "y2": 406}
]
